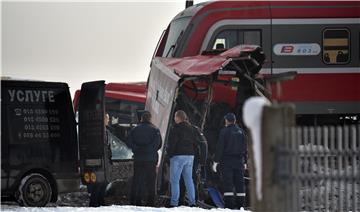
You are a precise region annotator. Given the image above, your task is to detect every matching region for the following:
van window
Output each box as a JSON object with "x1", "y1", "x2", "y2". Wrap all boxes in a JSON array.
[
  {"x1": 212, "y1": 29, "x2": 261, "y2": 49},
  {"x1": 323, "y1": 29, "x2": 350, "y2": 64}
]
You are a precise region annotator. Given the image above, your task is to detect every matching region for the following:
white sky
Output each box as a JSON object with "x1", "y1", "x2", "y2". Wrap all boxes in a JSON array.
[{"x1": 1, "y1": 1, "x2": 207, "y2": 96}]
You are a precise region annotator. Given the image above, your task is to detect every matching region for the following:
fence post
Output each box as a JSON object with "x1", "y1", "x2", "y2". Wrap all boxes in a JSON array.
[{"x1": 249, "y1": 103, "x2": 295, "y2": 212}]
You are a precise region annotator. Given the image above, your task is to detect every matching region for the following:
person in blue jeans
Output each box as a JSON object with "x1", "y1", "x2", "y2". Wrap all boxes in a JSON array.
[{"x1": 167, "y1": 110, "x2": 199, "y2": 207}]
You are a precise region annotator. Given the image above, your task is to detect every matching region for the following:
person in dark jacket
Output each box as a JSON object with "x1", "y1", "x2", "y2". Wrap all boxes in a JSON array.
[
  {"x1": 167, "y1": 110, "x2": 200, "y2": 207},
  {"x1": 212, "y1": 113, "x2": 247, "y2": 209},
  {"x1": 126, "y1": 111, "x2": 162, "y2": 206}
]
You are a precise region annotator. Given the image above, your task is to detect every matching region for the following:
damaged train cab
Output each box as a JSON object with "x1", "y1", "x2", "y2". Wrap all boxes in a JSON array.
[{"x1": 146, "y1": 45, "x2": 266, "y2": 206}]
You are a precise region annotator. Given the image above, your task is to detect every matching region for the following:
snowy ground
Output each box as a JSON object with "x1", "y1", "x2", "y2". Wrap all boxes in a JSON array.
[
  {"x1": 1, "y1": 205, "x2": 248, "y2": 212},
  {"x1": 2, "y1": 202, "x2": 241, "y2": 212},
  {"x1": 1, "y1": 189, "x2": 249, "y2": 212},
  {"x1": 1, "y1": 202, "x2": 248, "y2": 212}
]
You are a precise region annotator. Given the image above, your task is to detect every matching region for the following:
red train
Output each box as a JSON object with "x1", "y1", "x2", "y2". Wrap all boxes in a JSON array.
[{"x1": 152, "y1": 1, "x2": 360, "y2": 125}]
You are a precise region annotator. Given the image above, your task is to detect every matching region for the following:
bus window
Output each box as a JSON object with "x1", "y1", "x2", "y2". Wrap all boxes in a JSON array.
[
  {"x1": 323, "y1": 28, "x2": 350, "y2": 64},
  {"x1": 105, "y1": 97, "x2": 144, "y2": 142},
  {"x1": 106, "y1": 98, "x2": 143, "y2": 126},
  {"x1": 212, "y1": 29, "x2": 262, "y2": 50},
  {"x1": 105, "y1": 98, "x2": 143, "y2": 160}
]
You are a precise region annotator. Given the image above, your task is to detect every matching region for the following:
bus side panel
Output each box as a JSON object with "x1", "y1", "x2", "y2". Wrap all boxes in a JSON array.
[{"x1": 145, "y1": 58, "x2": 180, "y2": 192}]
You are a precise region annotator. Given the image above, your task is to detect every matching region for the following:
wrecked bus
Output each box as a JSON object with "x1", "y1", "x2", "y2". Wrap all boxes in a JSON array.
[
  {"x1": 1, "y1": 79, "x2": 79, "y2": 207},
  {"x1": 146, "y1": 45, "x2": 266, "y2": 206}
]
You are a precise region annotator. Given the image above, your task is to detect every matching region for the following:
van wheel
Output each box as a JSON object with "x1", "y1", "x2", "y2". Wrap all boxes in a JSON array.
[{"x1": 17, "y1": 173, "x2": 52, "y2": 207}]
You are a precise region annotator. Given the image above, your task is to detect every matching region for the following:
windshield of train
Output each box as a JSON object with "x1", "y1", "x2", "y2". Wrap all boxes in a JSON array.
[{"x1": 162, "y1": 17, "x2": 191, "y2": 57}]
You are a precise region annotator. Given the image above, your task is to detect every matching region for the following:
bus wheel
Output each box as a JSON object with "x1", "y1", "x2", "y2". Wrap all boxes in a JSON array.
[{"x1": 17, "y1": 173, "x2": 52, "y2": 207}]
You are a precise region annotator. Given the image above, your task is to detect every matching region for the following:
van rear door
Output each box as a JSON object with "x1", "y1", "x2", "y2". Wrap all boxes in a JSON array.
[{"x1": 78, "y1": 81, "x2": 107, "y2": 184}]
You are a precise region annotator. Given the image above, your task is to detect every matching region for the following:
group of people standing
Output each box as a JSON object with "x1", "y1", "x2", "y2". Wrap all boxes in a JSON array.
[
  {"x1": 92, "y1": 109, "x2": 247, "y2": 209},
  {"x1": 126, "y1": 110, "x2": 201, "y2": 207},
  {"x1": 126, "y1": 109, "x2": 247, "y2": 209}
]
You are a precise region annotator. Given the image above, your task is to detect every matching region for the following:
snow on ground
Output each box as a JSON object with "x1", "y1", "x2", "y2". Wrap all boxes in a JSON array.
[
  {"x1": 0, "y1": 205, "x2": 249, "y2": 212},
  {"x1": 1, "y1": 189, "x2": 250, "y2": 212},
  {"x1": 1, "y1": 186, "x2": 251, "y2": 212}
]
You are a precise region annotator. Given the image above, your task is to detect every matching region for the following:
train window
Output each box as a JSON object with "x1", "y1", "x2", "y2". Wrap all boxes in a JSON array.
[
  {"x1": 323, "y1": 29, "x2": 350, "y2": 64},
  {"x1": 162, "y1": 17, "x2": 191, "y2": 57},
  {"x1": 244, "y1": 31, "x2": 261, "y2": 46},
  {"x1": 212, "y1": 29, "x2": 261, "y2": 50},
  {"x1": 212, "y1": 30, "x2": 237, "y2": 49}
]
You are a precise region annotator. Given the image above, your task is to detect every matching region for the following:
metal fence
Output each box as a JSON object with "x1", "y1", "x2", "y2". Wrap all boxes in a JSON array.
[{"x1": 277, "y1": 125, "x2": 360, "y2": 211}]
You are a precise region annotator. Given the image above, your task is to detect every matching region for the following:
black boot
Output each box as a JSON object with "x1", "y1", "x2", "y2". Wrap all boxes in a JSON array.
[
  {"x1": 224, "y1": 196, "x2": 235, "y2": 209},
  {"x1": 235, "y1": 196, "x2": 245, "y2": 209}
]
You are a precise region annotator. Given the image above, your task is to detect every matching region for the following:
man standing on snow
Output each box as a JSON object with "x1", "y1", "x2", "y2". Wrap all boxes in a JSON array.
[
  {"x1": 126, "y1": 111, "x2": 162, "y2": 206},
  {"x1": 167, "y1": 110, "x2": 198, "y2": 207},
  {"x1": 212, "y1": 113, "x2": 247, "y2": 209}
]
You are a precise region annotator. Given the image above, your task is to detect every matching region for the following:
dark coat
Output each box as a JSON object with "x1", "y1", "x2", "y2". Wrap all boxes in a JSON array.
[
  {"x1": 214, "y1": 124, "x2": 247, "y2": 166},
  {"x1": 167, "y1": 122, "x2": 204, "y2": 158},
  {"x1": 126, "y1": 121, "x2": 162, "y2": 162}
]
